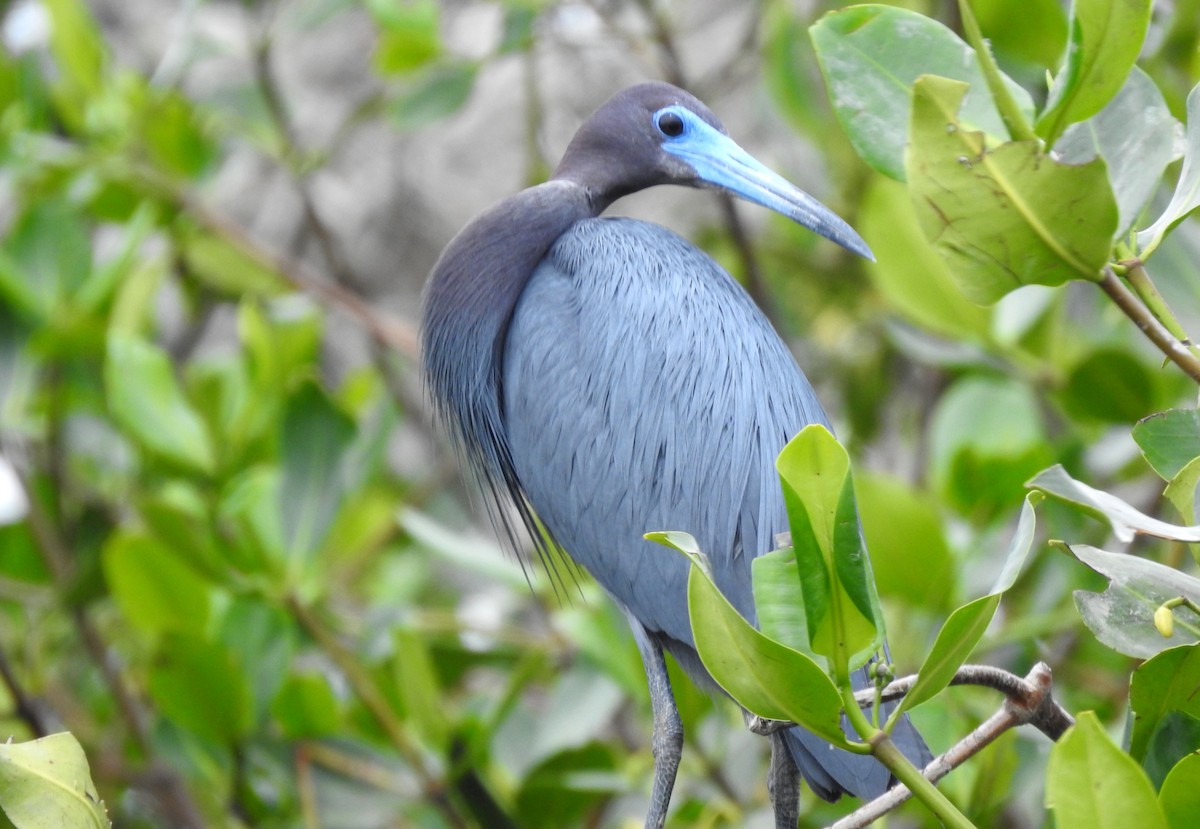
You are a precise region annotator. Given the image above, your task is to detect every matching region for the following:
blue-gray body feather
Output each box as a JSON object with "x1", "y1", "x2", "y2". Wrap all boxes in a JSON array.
[{"x1": 504, "y1": 218, "x2": 920, "y2": 798}]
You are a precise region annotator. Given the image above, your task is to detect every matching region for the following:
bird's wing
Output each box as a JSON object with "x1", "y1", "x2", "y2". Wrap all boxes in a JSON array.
[{"x1": 502, "y1": 217, "x2": 829, "y2": 646}]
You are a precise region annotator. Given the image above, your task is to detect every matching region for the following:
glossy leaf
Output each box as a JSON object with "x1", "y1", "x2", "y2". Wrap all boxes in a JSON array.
[
  {"x1": 653, "y1": 534, "x2": 847, "y2": 745},
  {"x1": 1030, "y1": 465, "x2": 1200, "y2": 543},
  {"x1": 1164, "y1": 457, "x2": 1200, "y2": 529},
  {"x1": 1130, "y1": 644, "x2": 1200, "y2": 761},
  {"x1": 104, "y1": 332, "x2": 216, "y2": 474},
  {"x1": 777, "y1": 425, "x2": 882, "y2": 672},
  {"x1": 1134, "y1": 409, "x2": 1200, "y2": 482},
  {"x1": 1056, "y1": 68, "x2": 1180, "y2": 235},
  {"x1": 1144, "y1": 712, "x2": 1200, "y2": 790},
  {"x1": 972, "y1": 0, "x2": 1068, "y2": 68},
  {"x1": 750, "y1": 546, "x2": 815, "y2": 657},
  {"x1": 1068, "y1": 544, "x2": 1200, "y2": 658},
  {"x1": 1139, "y1": 83, "x2": 1200, "y2": 253},
  {"x1": 1159, "y1": 752, "x2": 1200, "y2": 829},
  {"x1": 907, "y1": 75, "x2": 1117, "y2": 303},
  {"x1": 858, "y1": 176, "x2": 992, "y2": 344},
  {"x1": 810, "y1": 4, "x2": 1034, "y2": 181},
  {"x1": 1036, "y1": 0, "x2": 1154, "y2": 147},
  {"x1": 0, "y1": 733, "x2": 109, "y2": 829},
  {"x1": 1046, "y1": 711, "x2": 1168, "y2": 829}
]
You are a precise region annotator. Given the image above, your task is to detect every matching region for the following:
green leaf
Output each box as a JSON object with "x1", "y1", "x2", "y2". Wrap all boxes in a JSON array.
[
  {"x1": 141, "y1": 88, "x2": 218, "y2": 179},
  {"x1": 687, "y1": 559, "x2": 848, "y2": 745},
  {"x1": 648, "y1": 533, "x2": 848, "y2": 745},
  {"x1": 1160, "y1": 752, "x2": 1200, "y2": 829},
  {"x1": 217, "y1": 599, "x2": 296, "y2": 726},
  {"x1": 1139, "y1": 83, "x2": 1200, "y2": 254},
  {"x1": 1144, "y1": 712, "x2": 1200, "y2": 789},
  {"x1": 1067, "y1": 544, "x2": 1200, "y2": 658},
  {"x1": 907, "y1": 75, "x2": 1118, "y2": 303},
  {"x1": 148, "y1": 633, "x2": 254, "y2": 745},
  {"x1": 1164, "y1": 457, "x2": 1200, "y2": 529},
  {"x1": 238, "y1": 297, "x2": 322, "y2": 395},
  {"x1": 776, "y1": 425, "x2": 882, "y2": 673},
  {"x1": 279, "y1": 382, "x2": 357, "y2": 568},
  {"x1": 272, "y1": 672, "x2": 343, "y2": 738},
  {"x1": 810, "y1": 4, "x2": 1034, "y2": 180},
  {"x1": 1045, "y1": 711, "x2": 1168, "y2": 829},
  {"x1": 858, "y1": 176, "x2": 992, "y2": 343},
  {"x1": 387, "y1": 63, "x2": 477, "y2": 131},
  {"x1": 751, "y1": 547, "x2": 816, "y2": 658},
  {"x1": 1059, "y1": 346, "x2": 1161, "y2": 425},
  {"x1": 104, "y1": 332, "x2": 216, "y2": 474},
  {"x1": 369, "y1": 0, "x2": 441, "y2": 74},
  {"x1": 102, "y1": 531, "x2": 212, "y2": 636},
  {"x1": 1, "y1": 199, "x2": 92, "y2": 319},
  {"x1": 217, "y1": 466, "x2": 285, "y2": 573},
  {"x1": 930, "y1": 376, "x2": 1052, "y2": 518},
  {"x1": 1029, "y1": 465, "x2": 1200, "y2": 543},
  {"x1": 1130, "y1": 644, "x2": 1200, "y2": 761},
  {"x1": 177, "y1": 223, "x2": 287, "y2": 298},
  {"x1": 856, "y1": 471, "x2": 957, "y2": 611},
  {"x1": 1134, "y1": 409, "x2": 1200, "y2": 481},
  {"x1": 972, "y1": 0, "x2": 1068, "y2": 68},
  {"x1": 1056, "y1": 68, "x2": 1180, "y2": 235},
  {"x1": 0, "y1": 733, "x2": 109, "y2": 829},
  {"x1": 42, "y1": 0, "x2": 107, "y2": 124},
  {"x1": 1036, "y1": 0, "x2": 1154, "y2": 147},
  {"x1": 393, "y1": 629, "x2": 450, "y2": 753}
]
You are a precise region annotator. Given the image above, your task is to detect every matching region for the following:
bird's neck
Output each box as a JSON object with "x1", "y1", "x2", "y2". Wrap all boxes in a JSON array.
[{"x1": 420, "y1": 181, "x2": 594, "y2": 478}]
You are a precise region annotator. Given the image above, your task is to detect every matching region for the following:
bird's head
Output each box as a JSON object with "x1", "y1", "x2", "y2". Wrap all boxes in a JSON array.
[{"x1": 552, "y1": 81, "x2": 873, "y2": 260}]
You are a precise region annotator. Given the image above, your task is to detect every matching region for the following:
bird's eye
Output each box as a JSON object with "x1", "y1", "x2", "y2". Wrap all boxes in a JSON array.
[{"x1": 657, "y1": 111, "x2": 685, "y2": 137}]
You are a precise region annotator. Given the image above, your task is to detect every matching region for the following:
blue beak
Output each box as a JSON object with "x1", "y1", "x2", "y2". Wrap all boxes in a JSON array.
[{"x1": 664, "y1": 121, "x2": 874, "y2": 261}]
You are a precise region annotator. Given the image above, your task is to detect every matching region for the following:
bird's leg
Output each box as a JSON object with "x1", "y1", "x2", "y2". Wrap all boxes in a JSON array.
[
  {"x1": 768, "y1": 731, "x2": 801, "y2": 829},
  {"x1": 626, "y1": 617, "x2": 683, "y2": 829}
]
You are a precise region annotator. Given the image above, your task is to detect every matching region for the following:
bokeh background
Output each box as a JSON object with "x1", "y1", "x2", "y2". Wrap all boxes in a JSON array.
[{"x1": 1, "y1": 0, "x2": 1199, "y2": 827}]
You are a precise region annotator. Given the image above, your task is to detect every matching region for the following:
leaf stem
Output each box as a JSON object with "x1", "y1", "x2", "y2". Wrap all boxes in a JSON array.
[
  {"x1": 1098, "y1": 267, "x2": 1200, "y2": 385},
  {"x1": 841, "y1": 687, "x2": 977, "y2": 829},
  {"x1": 1122, "y1": 259, "x2": 1199, "y2": 356},
  {"x1": 956, "y1": 0, "x2": 1037, "y2": 142}
]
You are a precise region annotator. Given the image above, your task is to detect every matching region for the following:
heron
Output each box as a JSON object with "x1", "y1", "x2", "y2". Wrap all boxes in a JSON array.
[{"x1": 421, "y1": 82, "x2": 929, "y2": 828}]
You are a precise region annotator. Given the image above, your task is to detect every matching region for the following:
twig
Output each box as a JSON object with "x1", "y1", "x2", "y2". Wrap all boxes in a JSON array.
[
  {"x1": 0, "y1": 644, "x2": 51, "y2": 737},
  {"x1": 832, "y1": 662, "x2": 1071, "y2": 829},
  {"x1": 1099, "y1": 266, "x2": 1200, "y2": 385},
  {"x1": 1122, "y1": 258, "x2": 1197, "y2": 353}
]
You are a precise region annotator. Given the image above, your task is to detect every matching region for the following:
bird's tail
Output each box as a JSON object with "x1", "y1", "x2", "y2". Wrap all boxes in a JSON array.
[{"x1": 783, "y1": 678, "x2": 932, "y2": 801}]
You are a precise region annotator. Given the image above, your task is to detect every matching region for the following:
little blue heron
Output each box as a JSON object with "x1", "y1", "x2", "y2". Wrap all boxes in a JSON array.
[{"x1": 421, "y1": 82, "x2": 928, "y2": 828}]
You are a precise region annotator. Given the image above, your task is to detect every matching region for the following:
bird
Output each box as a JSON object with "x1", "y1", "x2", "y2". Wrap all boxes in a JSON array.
[{"x1": 421, "y1": 81, "x2": 929, "y2": 828}]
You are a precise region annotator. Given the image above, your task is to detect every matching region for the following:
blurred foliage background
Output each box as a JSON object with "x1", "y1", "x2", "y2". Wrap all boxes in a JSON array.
[{"x1": 0, "y1": 0, "x2": 1198, "y2": 826}]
